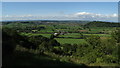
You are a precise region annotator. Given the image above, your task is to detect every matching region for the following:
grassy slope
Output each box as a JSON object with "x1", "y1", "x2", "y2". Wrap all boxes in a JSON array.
[{"x1": 3, "y1": 50, "x2": 88, "y2": 68}]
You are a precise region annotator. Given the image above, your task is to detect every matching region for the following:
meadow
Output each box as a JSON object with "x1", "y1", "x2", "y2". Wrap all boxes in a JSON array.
[
  {"x1": 55, "y1": 38, "x2": 87, "y2": 44},
  {"x1": 20, "y1": 32, "x2": 111, "y2": 45}
]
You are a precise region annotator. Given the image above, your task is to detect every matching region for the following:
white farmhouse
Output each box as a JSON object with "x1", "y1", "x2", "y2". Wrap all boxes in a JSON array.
[{"x1": 54, "y1": 33, "x2": 59, "y2": 36}]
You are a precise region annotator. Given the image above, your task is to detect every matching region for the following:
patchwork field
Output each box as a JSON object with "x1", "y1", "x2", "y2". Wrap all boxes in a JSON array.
[
  {"x1": 21, "y1": 32, "x2": 111, "y2": 45},
  {"x1": 3, "y1": 21, "x2": 120, "y2": 67}
]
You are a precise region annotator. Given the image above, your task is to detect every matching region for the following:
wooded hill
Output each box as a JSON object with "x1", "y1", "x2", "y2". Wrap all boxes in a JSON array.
[{"x1": 84, "y1": 21, "x2": 120, "y2": 27}]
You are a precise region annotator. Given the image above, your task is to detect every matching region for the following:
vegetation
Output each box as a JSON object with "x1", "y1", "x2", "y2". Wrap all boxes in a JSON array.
[{"x1": 2, "y1": 20, "x2": 120, "y2": 68}]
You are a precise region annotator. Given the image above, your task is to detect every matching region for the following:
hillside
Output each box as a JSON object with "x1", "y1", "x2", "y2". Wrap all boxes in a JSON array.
[
  {"x1": 2, "y1": 21, "x2": 120, "y2": 67},
  {"x1": 84, "y1": 21, "x2": 120, "y2": 27}
]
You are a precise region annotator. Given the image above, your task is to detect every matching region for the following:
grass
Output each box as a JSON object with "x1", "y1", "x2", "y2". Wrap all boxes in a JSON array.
[
  {"x1": 83, "y1": 34, "x2": 111, "y2": 37},
  {"x1": 39, "y1": 30, "x2": 54, "y2": 33},
  {"x1": 21, "y1": 32, "x2": 111, "y2": 45},
  {"x1": 59, "y1": 33, "x2": 111, "y2": 38},
  {"x1": 20, "y1": 33, "x2": 51, "y2": 38},
  {"x1": 38, "y1": 34, "x2": 51, "y2": 38},
  {"x1": 59, "y1": 33, "x2": 80, "y2": 38},
  {"x1": 89, "y1": 27, "x2": 115, "y2": 33},
  {"x1": 55, "y1": 38, "x2": 87, "y2": 45},
  {"x1": 3, "y1": 50, "x2": 88, "y2": 68}
]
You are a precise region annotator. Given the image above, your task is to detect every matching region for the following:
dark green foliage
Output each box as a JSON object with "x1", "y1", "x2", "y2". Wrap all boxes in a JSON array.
[
  {"x1": 18, "y1": 35, "x2": 36, "y2": 49},
  {"x1": 2, "y1": 27, "x2": 30, "y2": 55},
  {"x1": 102, "y1": 55, "x2": 118, "y2": 63},
  {"x1": 52, "y1": 46, "x2": 63, "y2": 55},
  {"x1": 39, "y1": 39, "x2": 60, "y2": 52},
  {"x1": 84, "y1": 35, "x2": 101, "y2": 48},
  {"x1": 76, "y1": 43, "x2": 90, "y2": 57},
  {"x1": 81, "y1": 52, "x2": 97, "y2": 64},
  {"x1": 3, "y1": 51, "x2": 88, "y2": 68},
  {"x1": 111, "y1": 28, "x2": 120, "y2": 43},
  {"x1": 50, "y1": 34, "x2": 55, "y2": 39},
  {"x1": 2, "y1": 30, "x2": 17, "y2": 56},
  {"x1": 2, "y1": 21, "x2": 120, "y2": 67},
  {"x1": 39, "y1": 41, "x2": 49, "y2": 52},
  {"x1": 118, "y1": 43, "x2": 120, "y2": 63},
  {"x1": 48, "y1": 39, "x2": 60, "y2": 46},
  {"x1": 28, "y1": 35, "x2": 49, "y2": 46},
  {"x1": 84, "y1": 21, "x2": 120, "y2": 27},
  {"x1": 62, "y1": 44, "x2": 77, "y2": 56},
  {"x1": 79, "y1": 33, "x2": 84, "y2": 39}
]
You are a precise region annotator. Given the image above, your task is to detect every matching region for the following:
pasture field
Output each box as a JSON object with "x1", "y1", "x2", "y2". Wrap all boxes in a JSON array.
[
  {"x1": 86, "y1": 27, "x2": 116, "y2": 33},
  {"x1": 83, "y1": 34, "x2": 111, "y2": 37},
  {"x1": 20, "y1": 33, "x2": 52, "y2": 38},
  {"x1": 20, "y1": 32, "x2": 111, "y2": 44},
  {"x1": 55, "y1": 38, "x2": 87, "y2": 44},
  {"x1": 59, "y1": 33, "x2": 111, "y2": 37},
  {"x1": 59, "y1": 33, "x2": 81, "y2": 38}
]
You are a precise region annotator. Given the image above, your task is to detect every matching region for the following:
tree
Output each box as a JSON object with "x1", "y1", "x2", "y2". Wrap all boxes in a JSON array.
[
  {"x1": 111, "y1": 28, "x2": 120, "y2": 43},
  {"x1": 79, "y1": 33, "x2": 84, "y2": 39},
  {"x1": 50, "y1": 34, "x2": 55, "y2": 39},
  {"x1": 48, "y1": 39, "x2": 60, "y2": 47},
  {"x1": 2, "y1": 31, "x2": 17, "y2": 56},
  {"x1": 28, "y1": 35, "x2": 50, "y2": 49},
  {"x1": 62, "y1": 44, "x2": 77, "y2": 56},
  {"x1": 39, "y1": 41, "x2": 48, "y2": 53},
  {"x1": 111, "y1": 28, "x2": 120, "y2": 63},
  {"x1": 85, "y1": 35, "x2": 101, "y2": 49}
]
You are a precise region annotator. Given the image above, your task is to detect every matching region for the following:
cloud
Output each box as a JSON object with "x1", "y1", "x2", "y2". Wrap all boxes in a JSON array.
[
  {"x1": 73, "y1": 12, "x2": 118, "y2": 18},
  {"x1": 74, "y1": 12, "x2": 91, "y2": 15},
  {"x1": 2, "y1": 12, "x2": 118, "y2": 22},
  {"x1": 64, "y1": 12, "x2": 118, "y2": 22}
]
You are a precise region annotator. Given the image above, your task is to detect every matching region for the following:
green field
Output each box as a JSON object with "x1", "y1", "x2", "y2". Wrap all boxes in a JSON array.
[
  {"x1": 21, "y1": 33, "x2": 51, "y2": 38},
  {"x1": 21, "y1": 32, "x2": 111, "y2": 44},
  {"x1": 59, "y1": 33, "x2": 80, "y2": 38},
  {"x1": 59, "y1": 33, "x2": 111, "y2": 38},
  {"x1": 55, "y1": 38, "x2": 87, "y2": 44},
  {"x1": 83, "y1": 34, "x2": 111, "y2": 37}
]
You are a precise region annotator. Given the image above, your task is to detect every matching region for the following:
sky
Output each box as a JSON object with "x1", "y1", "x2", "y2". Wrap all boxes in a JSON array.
[{"x1": 1, "y1": 2, "x2": 118, "y2": 22}]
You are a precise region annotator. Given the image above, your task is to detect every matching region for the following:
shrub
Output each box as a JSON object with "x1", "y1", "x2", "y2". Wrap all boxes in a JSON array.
[
  {"x1": 102, "y1": 55, "x2": 118, "y2": 63},
  {"x1": 81, "y1": 52, "x2": 97, "y2": 64},
  {"x1": 96, "y1": 57, "x2": 104, "y2": 63},
  {"x1": 111, "y1": 28, "x2": 120, "y2": 43},
  {"x1": 2, "y1": 28, "x2": 18, "y2": 56},
  {"x1": 48, "y1": 39, "x2": 60, "y2": 46},
  {"x1": 84, "y1": 35, "x2": 101, "y2": 49}
]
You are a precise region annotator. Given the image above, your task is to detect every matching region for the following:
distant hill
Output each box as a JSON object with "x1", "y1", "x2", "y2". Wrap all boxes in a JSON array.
[
  {"x1": 84, "y1": 21, "x2": 120, "y2": 27},
  {"x1": 2, "y1": 20, "x2": 119, "y2": 27},
  {"x1": 2, "y1": 20, "x2": 90, "y2": 25}
]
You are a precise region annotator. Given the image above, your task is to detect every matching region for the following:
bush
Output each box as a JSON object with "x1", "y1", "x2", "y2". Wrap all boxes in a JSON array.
[
  {"x1": 38, "y1": 41, "x2": 48, "y2": 53},
  {"x1": 102, "y1": 55, "x2": 118, "y2": 63},
  {"x1": 29, "y1": 35, "x2": 49, "y2": 46},
  {"x1": 38, "y1": 39, "x2": 60, "y2": 52},
  {"x1": 96, "y1": 57, "x2": 104, "y2": 63},
  {"x1": 52, "y1": 46, "x2": 63, "y2": 55},
  {"x1": 111, "y1": 28, "x2": 120, "y2": 43},
  {"x1": 48, "y1": 39, "x2": 60, "y2": 47},
  {"x1": 81, "y1": 52, "x2": 97, "y2": 64},
  {"x1": 2, "y1": 28, "x2": 18, "y2": 56},
  {"x1": 84, "y1": 35, "x2": 101, "y2": 49}
]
